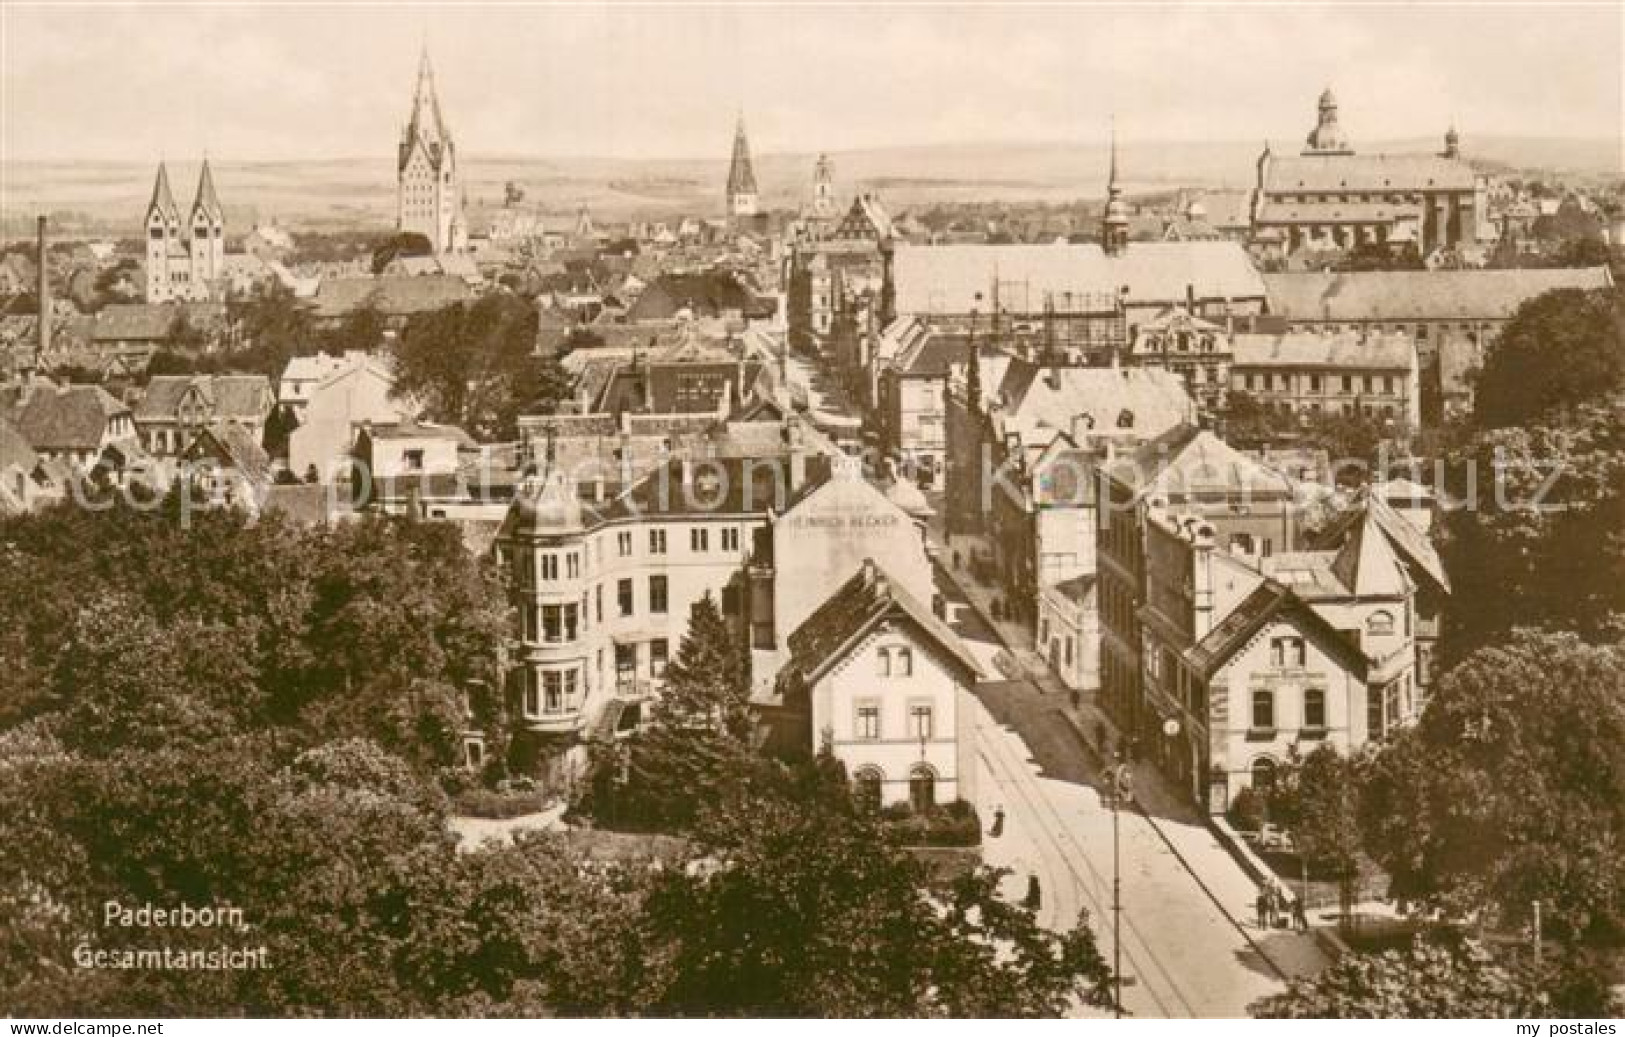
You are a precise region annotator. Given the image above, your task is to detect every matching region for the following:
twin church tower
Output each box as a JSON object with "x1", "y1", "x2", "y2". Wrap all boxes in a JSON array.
[{"x1": 142, "y1": 46, "x2": 766, "y2": 285}]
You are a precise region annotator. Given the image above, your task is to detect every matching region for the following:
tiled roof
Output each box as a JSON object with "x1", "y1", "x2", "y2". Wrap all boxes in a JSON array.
[
  {"x1": 992, "y1": 363, "x2": 1195, "y2": 446},
  {"x1": 1109, "y1": 424, "x2": 1296, "y2": 499},
  {"x1": 892, "y1": 241, "x2": 1266, "y2": 316},
  {"x1": 1261, "y1": 153, "x2": 1477, "y2": 193},
  {"x1": 1263, "y1": 268, "x2": 1613, "y2": 323},
  {"x1": 308, "y1": 276, "x2": 473, "y2": 320},
  {"x1": 1254, "y1": 201, "x2": 1423, "y2": 225},
  {"x1": 133, "y1": 374, "x2": 272, "y2": 423},
  {"x1": 12, "y1": 385, "x2": 127, "y2": 451},
  {"x1": 0, "y1": 414, "x2": 39, "y2": 473},
  {"x1": 1230, "y1": 331, "x2": 1414, "y2": 371},
  {"x1": 182, "y1": 420, "x2": 271, "y2": 485},
  {"x1": 778, "y1": 559, "x2": 981, "y2": 694}
]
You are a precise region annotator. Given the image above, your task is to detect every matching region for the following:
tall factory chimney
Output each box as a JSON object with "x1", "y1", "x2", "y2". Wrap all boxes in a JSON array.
[{"x1": 36, "y1": 215, "x2": 50, "y2": 359}]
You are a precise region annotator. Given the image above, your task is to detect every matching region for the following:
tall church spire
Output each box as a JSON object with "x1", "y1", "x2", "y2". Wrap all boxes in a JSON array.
[
  {"x1": 726, "y1": 111, "x2": 760, "y2": 218},
  {"x1": 1101, "y1": 117, "x2": 1129, "y2": 256},
  {"x1": 192, "y1": 158, "x2": 223, "y2": 223},
  {"x1": 401, "y1": 45, "x2": 453, "y2": 172},
  {"x1": 147, "y1": 162, "x2": 179, "y2": 222}
]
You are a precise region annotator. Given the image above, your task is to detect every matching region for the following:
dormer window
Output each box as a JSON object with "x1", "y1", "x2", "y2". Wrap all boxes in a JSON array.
[{"x1": 1116, "y1": 409, "x2": 1135, "y2": 429}]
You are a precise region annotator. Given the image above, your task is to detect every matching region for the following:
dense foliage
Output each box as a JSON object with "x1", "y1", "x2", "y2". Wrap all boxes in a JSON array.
[
  {"x1": 0, "y1": 497, "x2": 509, "y2": 769},
  {"x1": 1359, "y1": 631, "x2": 1625, "y2": 947},
  {"x1": 389, "y1": 293, "x2": 572, "y2": 440},
  {"x1": 1473, "y1": 287, "x2": 1623, "y2": 431},
  {"x1": 0, "y1": 500, "x2": 1108, "y2": 1017},
  {"x1": 1252, "y1": 934, "x2": 1617, "y2": 1018}
]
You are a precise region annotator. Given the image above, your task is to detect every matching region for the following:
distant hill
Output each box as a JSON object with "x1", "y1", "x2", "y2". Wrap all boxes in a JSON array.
[{"x1": 4, "y1": 136, "x2": 1618, "y2": 240}]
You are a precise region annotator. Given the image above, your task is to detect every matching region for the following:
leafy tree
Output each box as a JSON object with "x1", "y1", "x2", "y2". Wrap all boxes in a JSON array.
[
  {"x1": 321, "y1": 301, "x2": 386, "y2": 355},
  {"x1": 1440, "y1": 393, "x2": 1625, "y2": 649},
  {"x1": 1474, "y1": 287, "x2": 1623, "y2": 429},
  {"x1": 390, "y1": 294, "x2": 558, "y2": 440},
  {"x1": 1359, "y1": 631, "x2": 1625, "y2": 947},
  {"x1": 639, "y1": 772, "x2": 1114, "y2": 1017},
  {"x1": 262, "y1": 404, "x2": 297, "y2": 459},
  {"x1": 228, "y1": 281, "x2": 317, "y2": 378},
  {"x1": 1251, "y1": 934, "x2": 1618, "y2": 1018},
  {"x1": 1265, "y1": 745, "x2": 1366, "y2": 922}
]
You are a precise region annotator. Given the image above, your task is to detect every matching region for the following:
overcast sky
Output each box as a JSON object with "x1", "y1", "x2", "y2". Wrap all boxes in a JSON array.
[{"x1": 3, "y1": 3, "x2": 1621, "y2": 162}]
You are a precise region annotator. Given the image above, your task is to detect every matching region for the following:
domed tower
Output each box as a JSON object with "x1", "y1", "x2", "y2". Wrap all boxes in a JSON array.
[
  {"x1": 1101, "y1": 121, "x2": 1129, "y2": 256},
  {"x1": 1304, "y1": 87, "x2": 1353, "y2": 155},
  {"x1": 1442, "y1": 124, "x2": 1461, "y2": 159}
]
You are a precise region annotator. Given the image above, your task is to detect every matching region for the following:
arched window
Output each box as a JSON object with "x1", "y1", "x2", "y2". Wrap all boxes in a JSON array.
[
  {"x1": 1116, "y1": 408, "x2": 1135, "y2": 429},
  {"x1": 853, "y1": 766, "x2": 884, "y2": 810},
  {"x1": 895, "y1": 647, "x2": 913, "y2": 677},
  {"x1": 909, "y1": 764, "x2": 937, "y2": 812},
  {"x1": 1251, "y1": 756, "x2": 1277, "y2": 790},
  {"x1": 1367, "y1": 611, "x2": 1395, "y2": 636},
  {"x1": 876, "y1": 647, "x2": 891, "y2": 677}
]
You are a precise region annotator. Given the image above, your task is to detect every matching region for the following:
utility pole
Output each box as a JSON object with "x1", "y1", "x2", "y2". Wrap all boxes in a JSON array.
[
  {"x1": 1106, "y1": 759, "x2": 1133, "y2": 1018},
  {"x1": 1533, "y1": 900, "x2": 1543, "y2": 966}
]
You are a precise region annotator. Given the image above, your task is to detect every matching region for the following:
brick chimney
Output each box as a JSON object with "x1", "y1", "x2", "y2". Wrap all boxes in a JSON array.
[{"x1": 36, "y1": 216, "x2": 50, "y2": 359}]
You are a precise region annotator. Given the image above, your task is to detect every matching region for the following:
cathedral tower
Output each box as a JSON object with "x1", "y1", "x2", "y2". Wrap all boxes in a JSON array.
[
  {"x1": 188, "y1": 158, "x2": 225, "y2": 289},
  {"x1": 144, "y1": 163, "x2": 182, "y2": 303},
  {"x1": 726, "y1": 113, "x2": 760, "y2": 219},
  {"x1": 397, "y1": 47, "x2": 466, "y2": 253}
]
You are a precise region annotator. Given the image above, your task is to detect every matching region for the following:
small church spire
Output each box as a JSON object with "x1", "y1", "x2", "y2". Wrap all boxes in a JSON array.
[
  {"x1": 1101, "y1": 117, "x2": 1129, "y2": 256},
  {"x1": 147, "y1": 162, "x2": 179, "y2": 222}
]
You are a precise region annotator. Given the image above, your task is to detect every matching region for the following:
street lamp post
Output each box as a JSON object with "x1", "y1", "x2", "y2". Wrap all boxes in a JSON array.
[{"x1": 1104, "y1": 757, "x2": 1133, "y2": 1018}]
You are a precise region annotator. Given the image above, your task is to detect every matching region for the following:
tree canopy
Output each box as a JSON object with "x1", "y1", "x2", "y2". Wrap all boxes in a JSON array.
[
  {"x1": 1474, "y1": 287, "x2": 1623, "y2": 430},
  {"x1": 1358, "y1": 630, "x2": 1625, "y2": 947},
  {"x1": 390, "y1": 293, "x2": 570, "y2": 440}
]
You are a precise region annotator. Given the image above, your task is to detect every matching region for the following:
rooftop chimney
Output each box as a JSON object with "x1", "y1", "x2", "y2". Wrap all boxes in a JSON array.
[{"x1": 36, "y1": 216, "x2": 50, "y2": 359}]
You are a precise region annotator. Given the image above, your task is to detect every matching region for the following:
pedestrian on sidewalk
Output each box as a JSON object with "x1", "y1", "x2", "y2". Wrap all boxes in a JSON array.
[
  {"x1": 1293, "y1": 897, "x2": 1309, "y2": 932},
  {"x1": 1024, "y1": 874, "x2": 1042, "y2": 910},
  {"x1": 1255, "y1": 890, "x2": 1269, "y2": 929},
  {"x1": 990, "y1": 805, "x2": 1005, "y2": 838}
]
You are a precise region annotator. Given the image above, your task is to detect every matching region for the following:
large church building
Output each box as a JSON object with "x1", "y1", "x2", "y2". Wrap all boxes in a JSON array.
[
  {"x1": 1250, "y1": 89, "x2": 1487, "y2": 256},
  {"x1": 143, "y1": 160, "x2": 224, "y2": 303},
  {"x1": 397, "y1": 48, "x2": 467, "y2": 254}
]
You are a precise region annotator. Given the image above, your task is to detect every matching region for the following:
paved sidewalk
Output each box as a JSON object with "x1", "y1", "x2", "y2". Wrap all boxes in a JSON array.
[{"x1": 928, "y1": 526, "x2": 1334, "y2": 1013}]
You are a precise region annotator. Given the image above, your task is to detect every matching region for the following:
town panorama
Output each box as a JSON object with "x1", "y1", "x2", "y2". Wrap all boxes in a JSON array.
[{"x1": 1, "y1": 1, "x2": 1622, "y2": 1025}]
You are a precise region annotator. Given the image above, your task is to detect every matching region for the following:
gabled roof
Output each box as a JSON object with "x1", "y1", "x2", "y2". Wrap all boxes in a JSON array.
[
  {"x1": 1185, "y1": 579, "x2": 1368, "y2": 679},
  {"x1": 1107, "y1": 424, "x2": 1296, "y2": 501},
  {"x1": 12, "y1": 385, "x2": 128, "y2": 451},
  {"x1": 133, "y1": 375, "x2": 271, "y2": 423},
  {"x1": 778, "y1": 559, "x2": 982, "y2": 692},
  {"x1": 1262, "y1": 268, "x2": 1613, "y2": 323},
  {"x1": 1317, "y1": 491, "x2": 1449, "y2": 592},
  {"x1": 181, "y1": 420, "x2": 271, "y2": 485}
]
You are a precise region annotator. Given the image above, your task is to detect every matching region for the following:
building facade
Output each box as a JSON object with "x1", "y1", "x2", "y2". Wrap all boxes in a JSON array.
[
  {"x1": 1251, "y1": 89, "x2": 1486, "y2": 256},
  {"x1": 1229, "y1": 330, "x2": 1419, "y2": 429}
]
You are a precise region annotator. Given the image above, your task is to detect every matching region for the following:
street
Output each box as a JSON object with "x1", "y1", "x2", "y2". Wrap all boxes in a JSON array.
[{"x1": 938, "y1": 558, "x2": 1330, "y2": 1017}]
